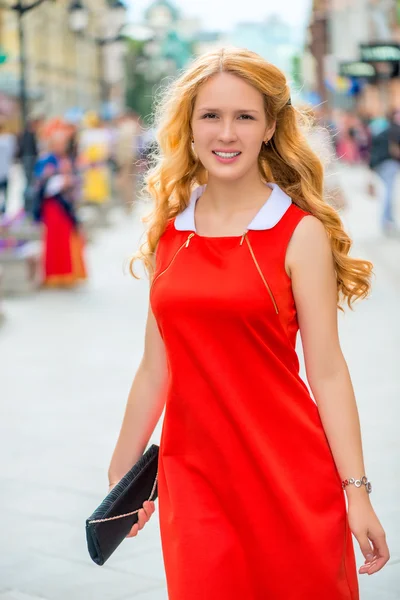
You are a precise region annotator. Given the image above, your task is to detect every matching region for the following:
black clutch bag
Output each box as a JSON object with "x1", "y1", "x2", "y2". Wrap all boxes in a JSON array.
[{"x1": 86, "y1": 444, "x2": 159, "y2": 566}]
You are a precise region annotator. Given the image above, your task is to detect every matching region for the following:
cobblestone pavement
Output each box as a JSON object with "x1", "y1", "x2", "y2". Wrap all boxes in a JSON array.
[{"x1": 1, "y1": 164, "x2": 399, "y2": 599}]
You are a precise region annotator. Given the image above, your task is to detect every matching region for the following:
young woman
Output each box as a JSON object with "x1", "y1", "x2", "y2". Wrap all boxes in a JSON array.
[{"x1": 108, "y1": 48, "x2": 389, "y2": 599}]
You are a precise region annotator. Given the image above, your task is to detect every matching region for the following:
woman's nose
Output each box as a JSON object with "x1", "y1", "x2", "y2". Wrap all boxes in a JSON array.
[{"x1": 218, "y1": 121, "x2": 238, "y2": 142}]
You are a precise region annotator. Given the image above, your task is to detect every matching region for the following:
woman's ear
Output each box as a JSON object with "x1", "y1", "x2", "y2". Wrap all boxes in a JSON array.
[{"x1": 265, "y1": 121, "x2": 276, "y2": 141}]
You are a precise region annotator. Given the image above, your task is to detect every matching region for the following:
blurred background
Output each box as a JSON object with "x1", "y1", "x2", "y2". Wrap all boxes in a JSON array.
[{"x1": 0, "y1": 1, "x2": 399, "y2": 599}]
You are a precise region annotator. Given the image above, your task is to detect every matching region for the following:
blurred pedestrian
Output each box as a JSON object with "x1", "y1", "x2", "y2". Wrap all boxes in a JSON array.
[
  {"x1": 78, "y1": 111, "x2": 111, "y2": 206},
  {"x1": 19, "y1": 118, "x2": 39, "y2": 216},
  {"x1": 336, "y1": 111, "x2": 361, "y2": 164},
  {"x1": 66, "y1": 125, "x2": 79, "y2": 165},
  {"x1": 107, "y1": 48, "x2": 389, "y2": 599},
  {"x1": 0, "y1": 120, "x2": 17, "y2": 216},
  {"x1": 368, "y1": 111, "x2": 400, "y2": 234},
  {"x1": 33, "y1": 131, "x2": 87, "y2": 287},
  {"x1": 114, "y1": 111, "x2": 141, "y2": 213}
]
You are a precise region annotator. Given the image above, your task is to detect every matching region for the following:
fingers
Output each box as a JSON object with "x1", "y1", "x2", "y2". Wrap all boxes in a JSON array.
[
  {"x1": 366, "y1": 531, "x2": 390, "y2": 575},
  {"x1": 356, "y1": 533, "x2": 375, "y2": 563},
  {"x1": 358, "y1": 530, "x2": 390, "y2": 575},
  {"x1": 126, "y1": 522, "x2": 139, "y2": 538},
  {"x1": 126, "y1": 501, "x2": 156, "y2": 539},
  {"x1": 357, "y1": 533, "x2": 376, "y2": 576},
  {"x1": 143, "y1": 500, "x2": 156, "y2": 518}
]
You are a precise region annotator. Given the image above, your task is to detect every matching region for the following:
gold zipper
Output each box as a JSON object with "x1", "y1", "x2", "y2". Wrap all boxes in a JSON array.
[
  {"x1": 151, "y1": 233, "x2": 194, "y2": 290},
  {"x1": 243, "y1": 233, "x2": 279, "y2": 314}
]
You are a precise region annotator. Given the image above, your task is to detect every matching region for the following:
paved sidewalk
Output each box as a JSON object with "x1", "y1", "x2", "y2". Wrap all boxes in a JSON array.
[{"x1": 1, "y1": 165, "x2": 399, "y2": 599}]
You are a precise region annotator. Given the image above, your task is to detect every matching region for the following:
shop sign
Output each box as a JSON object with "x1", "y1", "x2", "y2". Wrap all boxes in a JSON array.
[{"x1": 360, "y1": 43, "x2": 400, "y2": 62}]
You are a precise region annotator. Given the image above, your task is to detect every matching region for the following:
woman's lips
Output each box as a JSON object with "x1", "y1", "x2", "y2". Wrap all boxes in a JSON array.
[{"x1": 212, "y1": 151, "x2": 242, "y2": 164}]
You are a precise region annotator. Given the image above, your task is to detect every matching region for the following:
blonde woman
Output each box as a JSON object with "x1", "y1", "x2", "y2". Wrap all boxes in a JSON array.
[{"x1": 108, "y1": 48, "x2": 389, "y2": 599}]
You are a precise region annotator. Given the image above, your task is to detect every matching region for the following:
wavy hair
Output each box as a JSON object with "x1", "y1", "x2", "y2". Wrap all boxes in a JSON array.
[{"x1": 131, "y1": 47, "x2": 373, "y2": 309}]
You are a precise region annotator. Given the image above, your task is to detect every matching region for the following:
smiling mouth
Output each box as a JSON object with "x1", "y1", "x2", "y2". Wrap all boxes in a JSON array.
[{"x1": 212, "y1": 151, "x2": 241, "y2": 158}]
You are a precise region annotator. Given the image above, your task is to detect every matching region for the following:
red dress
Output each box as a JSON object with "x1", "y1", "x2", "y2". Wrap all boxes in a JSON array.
[
  {"x1": 42, "y1": 198, "x2": 87, "y2": 287},
  {"x1": 150, "y1": 184, "x2": 359, "y2": 600}
]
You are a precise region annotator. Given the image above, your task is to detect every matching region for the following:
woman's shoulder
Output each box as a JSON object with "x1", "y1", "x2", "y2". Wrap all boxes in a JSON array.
[{"x1": 287, "y1": 210, "x2": 329, "y2": 260}]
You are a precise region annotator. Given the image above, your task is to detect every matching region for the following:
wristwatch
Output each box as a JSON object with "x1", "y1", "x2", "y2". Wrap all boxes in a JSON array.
[{"x1": 342, "y1": 476, "x2": 372, "y2": 494}]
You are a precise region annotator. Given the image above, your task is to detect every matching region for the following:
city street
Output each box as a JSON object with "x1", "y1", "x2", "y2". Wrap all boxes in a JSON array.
[{"x1": 1, "y1": 164, "x2": 399, "y2": 599}]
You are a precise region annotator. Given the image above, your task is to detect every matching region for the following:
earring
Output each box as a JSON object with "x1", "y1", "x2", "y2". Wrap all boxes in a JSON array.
[{"x1": 191, "y1": 139, "x2": 198, "y2": 160}]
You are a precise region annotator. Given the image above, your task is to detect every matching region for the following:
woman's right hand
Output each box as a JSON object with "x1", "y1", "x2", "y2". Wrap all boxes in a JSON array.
[
  {"x1": 126, "y1": 500, "x2": 156, "y2": 538},
  {"x1": 108, "y1": 483, "x2": 156, "y2": 538}
]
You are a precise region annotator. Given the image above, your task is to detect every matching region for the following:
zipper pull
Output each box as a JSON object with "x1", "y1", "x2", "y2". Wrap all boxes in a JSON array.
[
  {"x1": 240, "y1": 230, "x2": 248, "y2": 246},
  {"x1": 186, "y1": 233, "x2": 195, "y2": 247}
]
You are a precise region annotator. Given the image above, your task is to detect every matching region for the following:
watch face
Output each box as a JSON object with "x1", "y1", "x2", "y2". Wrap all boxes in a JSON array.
[{"x1": 366, "y1": 482, "x2": 372, "y2": 494}]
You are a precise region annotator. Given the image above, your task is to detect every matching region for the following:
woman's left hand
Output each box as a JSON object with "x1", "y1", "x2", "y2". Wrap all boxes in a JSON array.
[{"x1": 348, "y1": 497, "x2": 390, "y2": 575}]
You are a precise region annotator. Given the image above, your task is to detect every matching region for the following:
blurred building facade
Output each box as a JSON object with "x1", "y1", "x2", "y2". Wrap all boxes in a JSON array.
[
  {"x1": 142, "y1": 0, "x2": 193, "y2": 74},
  {"x1": 0, "y1": 0, "x2": 126, "y2": 122},
  {"x1": 230, "y1": 15, "x2": 302, "y2": 78},
  {"x1": 306, "y1": 0, "x2": 400, "y2": 114}
]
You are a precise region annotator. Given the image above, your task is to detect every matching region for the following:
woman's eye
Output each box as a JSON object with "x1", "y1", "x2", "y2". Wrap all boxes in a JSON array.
[{"x1": 201, "y1": 113, "x2": 254, "y2": 120}]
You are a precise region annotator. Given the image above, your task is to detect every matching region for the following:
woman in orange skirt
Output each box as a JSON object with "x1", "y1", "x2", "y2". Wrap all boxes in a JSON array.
[
  {"x1": 107, "y1": 48, "x2": 389, "y2": 599},
  {"x1": 34, "y1": 132, "x2": 87, "y2": 287}
]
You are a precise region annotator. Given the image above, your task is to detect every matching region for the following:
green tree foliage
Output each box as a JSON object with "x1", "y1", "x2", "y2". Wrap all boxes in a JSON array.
[
  {"x1": 291, "y1": 53, "x2": 302, "y2": 90},
  {"x1": 125, "y1": 39, "x2": 157, "y2": 121}
]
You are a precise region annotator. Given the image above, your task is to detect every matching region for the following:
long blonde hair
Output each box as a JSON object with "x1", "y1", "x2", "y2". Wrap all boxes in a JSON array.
[{"x1": 131, "y1": 47, "x2": 373, "y2": 309}]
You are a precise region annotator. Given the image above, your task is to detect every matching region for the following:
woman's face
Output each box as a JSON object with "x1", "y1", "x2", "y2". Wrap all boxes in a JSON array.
[{"x1": 191, "y1": 72, "x2": 275, "y2": 182}]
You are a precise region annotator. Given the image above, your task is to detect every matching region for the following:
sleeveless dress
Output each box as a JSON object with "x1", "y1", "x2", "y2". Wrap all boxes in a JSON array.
[{"x1": 150, "y1": 183, "x2": 359, "y2": 600}]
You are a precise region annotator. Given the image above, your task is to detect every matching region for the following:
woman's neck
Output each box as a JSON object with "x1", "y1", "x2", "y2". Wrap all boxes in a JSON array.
[{"x1": 199, "y1": 174, "x2": 272, "y2": 218}]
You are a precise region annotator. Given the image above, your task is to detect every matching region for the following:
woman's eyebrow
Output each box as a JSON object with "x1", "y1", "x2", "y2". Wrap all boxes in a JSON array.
[{"x1": 196, "y1": 108, "x2": 260, "y2": 114}]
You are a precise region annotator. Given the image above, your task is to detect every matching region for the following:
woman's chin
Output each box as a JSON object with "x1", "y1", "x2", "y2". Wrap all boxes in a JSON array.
[{"x1": 205, "y1": 165, "x2": 247, "y2": 181}]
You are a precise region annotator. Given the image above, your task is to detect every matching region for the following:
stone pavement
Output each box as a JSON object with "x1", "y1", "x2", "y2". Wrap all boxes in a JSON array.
[{"x1": 0, "y1": 165, "x2": 399, "y2": 599}]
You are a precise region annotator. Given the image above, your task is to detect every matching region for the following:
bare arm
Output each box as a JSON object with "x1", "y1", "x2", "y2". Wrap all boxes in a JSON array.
[
  {"x1": 286, "y1": 215, "x2": 389, "y2": 575},
  {"x1": 107, "y1": 300, "x2": 168, "y2": 485}
]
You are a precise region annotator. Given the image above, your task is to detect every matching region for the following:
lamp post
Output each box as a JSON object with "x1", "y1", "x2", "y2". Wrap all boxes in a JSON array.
[
  {"x1": 8, "y1": 0, "x2": 52, "y2": 132},
  {"x1": 68, "y1": 0, "x2": 127, "y2": 112},
  {"x1": 5, "y1": 0, "x2": 54, "y2": 215}
]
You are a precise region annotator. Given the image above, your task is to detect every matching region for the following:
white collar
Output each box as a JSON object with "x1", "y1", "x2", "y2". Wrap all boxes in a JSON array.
[{"x1": 174, "y1": 183, "x2": 292, "y2": 232}]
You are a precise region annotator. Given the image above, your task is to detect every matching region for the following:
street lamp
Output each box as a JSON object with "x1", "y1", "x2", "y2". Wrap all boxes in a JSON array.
[
  {"x1": 2, "y1": 0, "x2": 55, "y2": 215},
  {"x1": 68, "y1": 0, "x2": 127, "y2": 108},
  {"x1": 67, "y1": 0, "x2": 89, "y2": 34},
  {"x1": 6, "y1": 0, "x2": 53, "y2": 132},
  {"x1": 105, "y1": 0, "x2": 126, "y2": 33}
]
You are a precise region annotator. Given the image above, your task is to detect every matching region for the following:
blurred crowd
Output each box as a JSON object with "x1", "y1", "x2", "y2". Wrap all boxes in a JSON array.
[
  {"x1": 326, "y1": 107, "x2": 400, "y2": 234},
  {"x1": 0, "y1": 110, "x2": 156, "y2": 288},
  {"x1": 0, "y1": 103, "x2": 399, "y2": 290}
]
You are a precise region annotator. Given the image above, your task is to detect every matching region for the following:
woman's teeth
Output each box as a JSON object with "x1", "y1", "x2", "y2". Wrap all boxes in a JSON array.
[{"x1": 213, "y1": 151, "x2": 241, "y2": 158}]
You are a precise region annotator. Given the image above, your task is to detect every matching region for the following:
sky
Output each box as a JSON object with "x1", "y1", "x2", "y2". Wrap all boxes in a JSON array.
[{"x1": 127, "y1": 0, "x2": 312, "y2": 32}]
